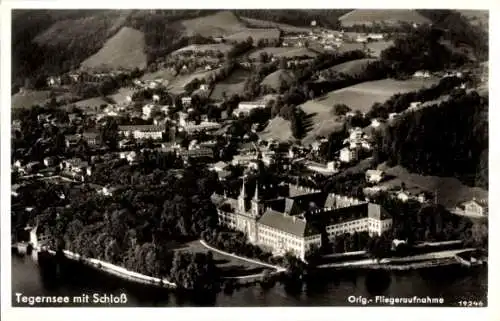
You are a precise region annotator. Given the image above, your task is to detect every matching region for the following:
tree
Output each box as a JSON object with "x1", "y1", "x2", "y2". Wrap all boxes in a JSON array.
[
  {"x1": 333, "y1": 104, "x2": 351, "y2": 116},
  {"x1": 99, "y1": 117, "x2": 119, "y2": 150},
  {"x1": 291, "y1": 109, "x2": 306, "y2": 140}
]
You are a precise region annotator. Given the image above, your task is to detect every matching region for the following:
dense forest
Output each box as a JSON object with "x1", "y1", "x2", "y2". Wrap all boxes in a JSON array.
[
  {"x1": 373, "y1": 90, "x2": 488, "y2": 189},
  {"x1": 233, "y1": 9, "x2": 350, "y2": 29}
]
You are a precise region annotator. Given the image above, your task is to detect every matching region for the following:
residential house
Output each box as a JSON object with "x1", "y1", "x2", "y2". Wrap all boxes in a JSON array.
[
  {"x1": 43, "y1": 156, "x2": 58, "y2": 167},
  {"x1": 370, "y1": 118, "x2": 385, "y2": 128},
  {"x1": 82, "y1": 132, "x2": 100, "y2": 146},
  {"x1": 408, "y1": 101, "x2": 422, "y2": 111},
  {"x1": 118, "y1": 125, "x2": 165, "y2": 140},
  {"x1": 233, "y1": 101, "x2": 267, "y2": 117},
  {"x1": 176, "y1": 148, "x2": 214, "y2": 160},
  {"x1": 210, "y1": 161, "x2": 229, "y2": 173},
  {"x1": 181, "y1": 97, "x2": 192, "y2": 107},
  {"x1": 306, "y1": 160, "x2": 339, "y2": 175},
  {"x1": 365, "y1": 170, "x2": 385, "y2": 184},
  {"x1": 339, "y1": 147, "x2": 358, "y2": 163},
  {"x1": 413, "y1": 70, "x2": 431, "y2": 78},
  {"x1": 462, "y1": 198, "x2": 488, "y2": 217},
  {"x1": 397, "y1": 191, "x2": 410, "y2": 202},
  {"x1": 60, "y1": 158, "x2": 92, "y2": 179}
]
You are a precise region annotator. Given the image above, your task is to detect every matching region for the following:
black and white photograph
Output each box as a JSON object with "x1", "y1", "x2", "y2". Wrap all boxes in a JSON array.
[{"x1": 1, "y1": 3, "x2": 496, "y2": 320}]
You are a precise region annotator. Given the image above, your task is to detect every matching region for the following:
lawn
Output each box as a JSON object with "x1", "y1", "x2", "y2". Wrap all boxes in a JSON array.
[
  {"x1": 167, "y1": 69, "x2": 220, "y2": 95},
  {"x1": 366, "y1": 40, "x2": 394, "y2": 58},
  {"x1": 321, "y1": 58, "x2": 376, "y2": 78},
  {"x1": 249, "y1": 47, "x2": 318, "y2": 60},
  {"x1": 12, "y1": 90, "x2": 52, "y2": 109},
  {"x1": 209, "y1": 68, "x2": 250, "y2": 100},
  {"x1": 178, "y1": 240, "x2": 272, "y2": 277},
  {"x1": 225, "y1": 28, "x2": 280, "y2": 43},
  {"x1": 376, "y1": 164, "x2": 488, "y2": 209},
  {"x1": 314, "y1": 77, "x2": 441, "y2": 114},
  {"x1": 241, "y1": 17, "x2": 311, "y2": 33},
  {"x1": 172, "y1": 43, "x2": 234, "y2": 55}
]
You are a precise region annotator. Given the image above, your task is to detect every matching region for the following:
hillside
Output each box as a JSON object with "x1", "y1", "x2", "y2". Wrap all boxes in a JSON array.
[
  {"x1": 181, "y1": 11, "x2": 246, "y2": 37},
  {"x1": 324, "y1": 58, "x2": 376, "y2": 77},
  {"x1": 457, "y1": 10, "x2": 488, "y2": 30},
  {"x1": 240, "y1": 17, "x2": 311, "y2": 33},
  {"x1": 339, "y1": 9, "x2": 431, "y2": 27},
  {"x1": 80, "y1": 27, "x2": 148, "y2": 71},
  {"x1": 33, "y1": 10, "x2": 131, "y2": 47},
  {"x1": 261, "y1": 69, "x2": 296, "y2": 90}
]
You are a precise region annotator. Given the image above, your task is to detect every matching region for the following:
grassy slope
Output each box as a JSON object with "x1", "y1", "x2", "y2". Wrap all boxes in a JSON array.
[
  {"x1": 260, "y1": 69, "x2": 296, "y2": 90},
  {"x1": 249, "y1": 47, "x2": 318, "y2": 59},
  {"x1": 80, "y1": 26, "x2": 148, "y2": 70},
  {"x1": 210, "y1": 68, "x2": 250, "y2": 100},
  {"x1": 315, "y1": 78, "x2": 441, "y2": 113},
  {"x1": 323, "y1": 58, "x2": 376, "y2": 77},
  {"x1": 339, "y1": 9, "x2": 431, "y2": 27},
  {"x1": 377, "y1": 164, "x2": 488, "y2": 209},
  {"x1": 180, "y1": 11, "x2": 246, "y2": 37},
  {"x1": 240, "y1": 17, "x2": 312, "y2": 33}
]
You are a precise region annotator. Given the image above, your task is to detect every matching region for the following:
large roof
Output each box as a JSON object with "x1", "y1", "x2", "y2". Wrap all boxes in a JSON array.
[
  {"x1": 258, "y1": 208, "x2": 320, "y2": 238},
  {"x1": 310, "y1": 203, "x2": 391, "y2": 226}
]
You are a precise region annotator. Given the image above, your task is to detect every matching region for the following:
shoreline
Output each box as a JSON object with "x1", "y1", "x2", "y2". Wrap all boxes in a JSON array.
[
  {"x1": 13, "y1": 243, "x2": 177, "y2": 289},
  {"x1": 12, "y1": 241, "x2": 484, "y2": 292}
]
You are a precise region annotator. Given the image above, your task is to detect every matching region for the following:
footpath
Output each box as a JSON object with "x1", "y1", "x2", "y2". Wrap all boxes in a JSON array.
[
  {"x1": 198, "y1": 240, "x2": 287, "y2": 277},
  {"x1": 45, "y1": 248, "x2": 177, "y2": 288}
]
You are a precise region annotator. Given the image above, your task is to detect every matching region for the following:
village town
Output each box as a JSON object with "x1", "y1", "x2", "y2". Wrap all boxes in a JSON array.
[{"x1": 10, "y1": 9, "x2": 488, "y2": 307}]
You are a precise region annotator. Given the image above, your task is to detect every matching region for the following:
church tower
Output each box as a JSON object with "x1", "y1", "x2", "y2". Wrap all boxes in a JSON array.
[
  {"x1": 251, "y1": 183, "x2": 261, "y2": 217},
  {"x1": 238, "y1": 177, "x2": 246, "y2": 213}
]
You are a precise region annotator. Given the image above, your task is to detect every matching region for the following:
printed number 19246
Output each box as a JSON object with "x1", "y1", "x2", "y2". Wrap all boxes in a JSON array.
[{"x1": 458, "y1": 300, "x2": 484, "y2": 307}]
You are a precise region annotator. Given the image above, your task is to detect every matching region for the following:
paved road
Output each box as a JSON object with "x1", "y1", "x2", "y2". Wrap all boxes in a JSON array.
[{"x1": 199, "y1": 240, "x2": 287, "y2": 273}]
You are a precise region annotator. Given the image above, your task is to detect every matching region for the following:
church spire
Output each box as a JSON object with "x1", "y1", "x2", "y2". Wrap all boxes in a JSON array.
[
  {"x1": 253, "y1": 183, "x2": 259, "y2": 201},
  {"x1": 240, "y1": 176, "x2": 246, "y2": 198}
]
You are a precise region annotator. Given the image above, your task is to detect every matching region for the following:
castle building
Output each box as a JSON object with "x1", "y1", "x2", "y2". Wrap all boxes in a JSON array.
[{"x1": 212, "y1": 181, "x2": 393, "y2": 260}]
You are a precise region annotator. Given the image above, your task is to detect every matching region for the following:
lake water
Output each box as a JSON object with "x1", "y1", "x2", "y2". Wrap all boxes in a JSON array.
[{"x1": 11, "y1": 252, "x2": 487, "y2": 307}]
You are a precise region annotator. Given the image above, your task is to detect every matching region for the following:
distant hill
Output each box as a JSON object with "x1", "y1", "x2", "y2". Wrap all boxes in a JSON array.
[
  {"x1": 325, "y1": 58, "x2": 376, "y2": 77},
  {"x1": 80, "y1": 27, "x2": 148, "y2": 71},
  {"x1": 457, "y1": 10, "x2": 488, "y2": 30},
  {"x1": 181, "y1": 11, "x2": 246, "y2": 37},
  {"x1": 339, "y1": 9, "x2": 431, "y2": 27},
  {"x1": 261, "y1": 69, "x2": 296, "y2": 90}
]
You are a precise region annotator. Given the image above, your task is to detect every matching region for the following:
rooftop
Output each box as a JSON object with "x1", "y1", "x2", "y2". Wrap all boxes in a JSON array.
[{"x1": 258, "y1": 208, "x2": 320, "y2": 237}]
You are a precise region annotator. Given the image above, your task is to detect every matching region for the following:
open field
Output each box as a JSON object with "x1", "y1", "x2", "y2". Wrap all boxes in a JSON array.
[
  {"x1": 210, "y1": 68, "x2": 250, "y2": 100},
  {"x1": 12, "y1": 90, "x2": 52, "y2": 109},
  {"x1": 259, "y1": 116, "x2": 293, "y2": 143},
  {"x1": 458, "y1": 10, "x2": 488, "y2": 30},
  {"x1": 299, "y1": 100, "x2": 346, "y2": 144},
  {"x1": 366, "y1": 40, "x2": 394, "y2": 58},
  {"x1": 179, "y1": 240, "x2": 272, "y2": 277},
  {"x1": 249, "y1": 47, "x2": 318, "y2": 60},
  {"x1": 336, "y1": 42, "x2": 364, "y2": 54},
  {"x1": 141, "y1": 68, "x2": 177, "y2": 82},
  {"x1": 63, "y1": 96, "x2": 110, "y2": 111},
  {"x1": 225, "y1": 28, "x2": 280, "y2": 43},
  {"x1": 339, "y1": 9, "x2": 431, "y2": 27},
  {"x1": 261, "y1": 69, "x2": 296, "y2": 90},
  {"x1": 240, "y1": 17, "x2": 312, "y2": 33},
  {"x1": 167, "y1": 69, "x2": 220, "y2": 94},
  {"x1": 173, "y1": 43, "x2": 234, "y2": 55},
  {"x1": 33, "y1": 10, "x2": 131, "y2": 47},
  {"x1": 108, "y1": 87, "x2": 136, "y2": 105},
  {"x1": 323, "y1": 58, "x2": 376, "y2": 77},
  {"x1": 376, "y1": 164, "x2": 488, "y2": 209},
  {"x1": 314, "y1": 77, "x2": 441, "y2": 114},
  {"x1": 80, "y1": 27, "x2": 148, "y2": 70},
  {"x1": 181, "y1": 11, "x2": 246, "y2": 37}
]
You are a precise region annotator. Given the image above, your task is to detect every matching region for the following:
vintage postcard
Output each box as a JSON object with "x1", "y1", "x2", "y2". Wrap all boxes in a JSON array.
[{"x1": 0, "y1": 2, "x2": 495, "y2": 321}]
